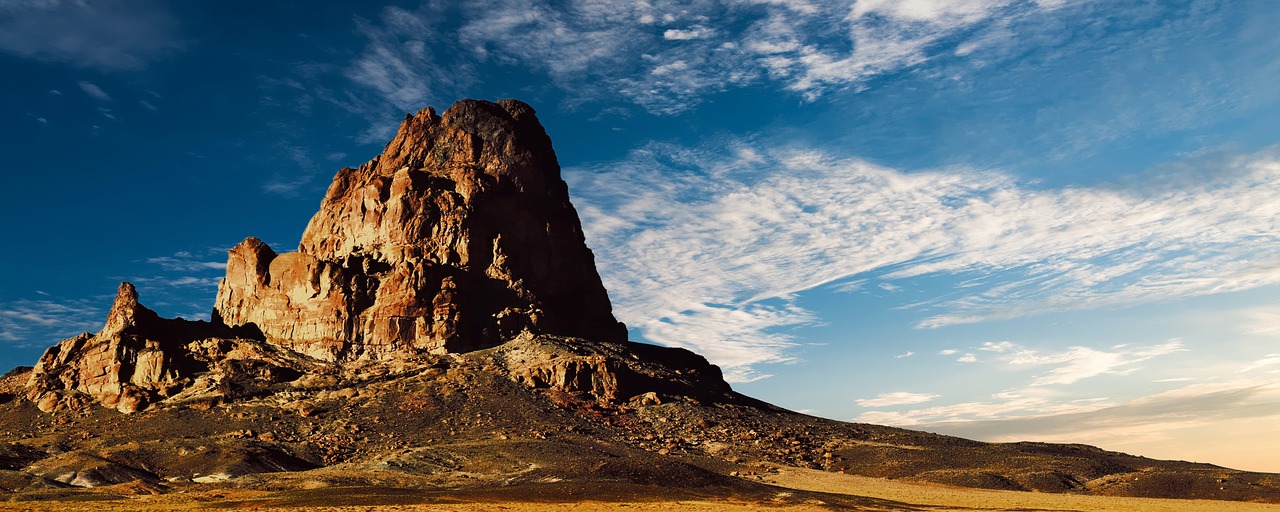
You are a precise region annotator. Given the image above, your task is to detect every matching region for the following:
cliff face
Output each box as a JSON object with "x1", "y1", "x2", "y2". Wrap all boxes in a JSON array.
[{"x1": 213, "y1": 99, "x2": 626, "y2": 361}]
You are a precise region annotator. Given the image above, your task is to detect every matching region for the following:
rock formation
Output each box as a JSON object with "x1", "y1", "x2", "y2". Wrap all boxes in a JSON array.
[
  {"x1": 9, "y1": 99, "x2": 1280, "y2": 507},
  {"x1": 26, "y1": 99, "x2": 641, "y2": 414},
  {"x1": 213, "y1": 99, "x2": 626, "y2": 361},
  {"x1": 26, "y1": 283, "x2": 234, "y2": 413}
]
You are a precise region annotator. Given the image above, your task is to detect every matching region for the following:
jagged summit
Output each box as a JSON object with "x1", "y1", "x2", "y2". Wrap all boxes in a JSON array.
[
  {"x1": 99, "y1": 282, "x2": 154, "y2": 338},
  {"x1": 214, "y1": 98, "x2": 626, "y2": 361}
]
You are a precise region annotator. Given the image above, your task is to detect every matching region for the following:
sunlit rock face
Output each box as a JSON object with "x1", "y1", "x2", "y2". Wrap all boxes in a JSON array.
[
  {"x1": 213, "y1": 99, "x2": 627, "y2": 361},
  {"x1": 27, "y1": 283, "x2": 219, "y2": 414}
]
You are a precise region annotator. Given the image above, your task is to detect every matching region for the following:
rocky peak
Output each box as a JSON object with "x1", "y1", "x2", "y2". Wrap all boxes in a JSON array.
[
  {"x1": 214, "y1": 98, "x2": 626, "y2": 361},
  {"x1": 100, "y1": 282, "x2": 159, "y2": 338}
]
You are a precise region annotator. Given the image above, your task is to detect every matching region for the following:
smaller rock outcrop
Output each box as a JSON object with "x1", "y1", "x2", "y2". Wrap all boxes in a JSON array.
[
  {"x1": 495, "y1": 334, "x2": 734, "y2": 406},
  {"x1": 25, "y1": 283, "x2": 267, "y2": 413}
]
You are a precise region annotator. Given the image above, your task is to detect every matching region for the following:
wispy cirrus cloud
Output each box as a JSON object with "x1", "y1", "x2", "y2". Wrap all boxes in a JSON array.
[
  {"x1": 123, "y1": 275, "x2": 221, "y2": 289},
  {"x1": 912, "y1": 379, "x2": 1280, "y2": 472},
  {"x1": 0, "y1": 0, "x2": 183, "y2": 70},
  {"x1": 993, "y1": 339, "x2": 1187, "y2": 386},
  {"x1": 346, "y1": 5, "x2": 474, "y2": 113},
  {"x1": 144, "y1": 254, "x2": 226, "y2": 273},
  {"x1": 0, "y1": 297, "x2": 102, "y2": 347},
  {"x1": 77, "y1": 81, "x2": 111, "y2": 101},
  {"x1": 344, "y1": 0, "x2": 1083, "y2": 114},
  {"x1": 856, "y1": 391, "x2": 940, "y2": 407},
  {"x1": 567, "y1": 143, "x2": 1280, "y2": 380},
  {"x1": 906, "y1": 380, "x2": 1280, "y2": 432}
]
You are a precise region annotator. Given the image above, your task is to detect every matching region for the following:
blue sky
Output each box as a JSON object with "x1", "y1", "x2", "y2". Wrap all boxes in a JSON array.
[{"x1": 2, "y1": 0, "x2": 1277, "y2": 472}]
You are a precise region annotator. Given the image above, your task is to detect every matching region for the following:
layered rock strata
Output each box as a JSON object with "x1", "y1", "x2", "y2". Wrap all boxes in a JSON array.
[{"x1": 213, "y1": 99, "x2": 626, "y2": 361}]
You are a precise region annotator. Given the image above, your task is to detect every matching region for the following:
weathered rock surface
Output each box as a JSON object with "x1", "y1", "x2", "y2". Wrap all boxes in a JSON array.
[
  {"x1": 27, "y1": 283, "x2": 216, "y2": 413},
  {"x1": 26, "y1": 283, "x2": 312, "y2": 414},
  {"x1": 213, "y1": 99, "x2": 626, "y2": 361},
  {"x1": 495, "y1": 334, "x2": 734, "y2": 405}
]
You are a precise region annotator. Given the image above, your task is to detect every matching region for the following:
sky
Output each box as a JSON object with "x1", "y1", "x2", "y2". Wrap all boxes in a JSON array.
[{"x1": 1, "y1": 0, "x2": 1277, "y2": 472}]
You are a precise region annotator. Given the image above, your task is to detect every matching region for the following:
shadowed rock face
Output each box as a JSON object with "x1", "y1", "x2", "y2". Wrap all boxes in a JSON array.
[{"x1": 213, "y1": 99, "x2": 626, "y2": 361}]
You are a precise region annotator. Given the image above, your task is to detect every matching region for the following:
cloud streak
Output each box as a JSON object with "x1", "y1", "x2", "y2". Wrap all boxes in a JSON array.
[
  {"x1": 0, "y1": 298, "x2": 101, "y2": 347},
  {"x1": 345, "y1": 0, "x2": 1083, "y2": 114},
  {"x1": 856, "y1": 391, "x2": 940, "y2": 407},
  {"x1": 568, "y1": 143, "x2": 1280, "y2": 380},
  {"x1": 974, "y1": 338, "x2": 1190, "y2": 386},
  {"x1": 77, "y1": 81, "x2": 111, "y2": 101},
  {"x1": 913, "y1": 379, "x2": 1280, "y2": 471}
]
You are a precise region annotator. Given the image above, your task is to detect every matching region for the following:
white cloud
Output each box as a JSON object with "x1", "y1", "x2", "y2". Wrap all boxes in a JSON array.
[
  {"x1": 0, "y1": 0, "x2": 182, "y2": 70},
  {"x1": 938, "y1": 349, "x2": 959, "y2": 355},
  {"x1": 664, "y1": 26, "x2": 716, "y2": 41},
  {"x1": 895, "y1": 351, "x2": 915, "y2": 358},
  {"x1": 856, "y1": 391, "x2": 940, "y2": 407},
  {"x1": 78, "y1": 81, "x2": 111, "y2": 101},
  {"x1": 1240, "y1": 353, "x2": 1280, "y2": 374},
  {"x1": 0, "y1": 298, "x2": 101, "y2": 347},
  {"x1": 979, "y1": 341, "x2": 1016, "y2": 352},
  {"x1": 262, "y1": 176, "x2": 313, "y2": 196},
  {"x1": 145, "y1": 254, "x2": 226, "y2": 272},
  {"x1": 910, "y1": 379, "x2": 1280, "y2": 471},
  {"x1": 260, "y1": 145, "x2": 326, "y2": 197},
  {"x1": 993, "y1": 339, "x2": 1187, "y2": 386},
  {"x1": 1239, "y1": 306, "x2": 1280, "y2": 337},
  {"x1": 568, "y1": 142, "x2": 1280, "y2": 380},
  {"x1": 851, "y1": 0, "x2": 1014, "y2": 24},
  {"x1": 345, "y1": 0, "x2": 1083, "y2": 114},
  {"x1": 345, "y1": 5, "x2": 474, "y2": 112},
  {"x1": 124, "y1": 275, "x2": 221, "y2": 289},
  {"x1": 916, "y1": 378, "x2": 1274, "y2": 427},
  {"x1": 957, "y1": 353, "x2": 978, "y2": 363}
]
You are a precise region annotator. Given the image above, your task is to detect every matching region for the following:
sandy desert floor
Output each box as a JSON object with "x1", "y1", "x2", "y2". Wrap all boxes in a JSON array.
[
  {"x1": 6, "y1": 465, "x2": 1280, "y2": 512},
  {"x1": 757, "y1": 463, "x2": 1280, "y2": 511}
]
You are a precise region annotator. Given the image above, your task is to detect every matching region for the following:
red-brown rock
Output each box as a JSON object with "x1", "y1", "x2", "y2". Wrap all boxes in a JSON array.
[
  {"x1": 27, "y1": 283, "x2": 206, "y2": 413},
  {"x1": 213, "y1": 99, "x2": 626, "y2": 360}
]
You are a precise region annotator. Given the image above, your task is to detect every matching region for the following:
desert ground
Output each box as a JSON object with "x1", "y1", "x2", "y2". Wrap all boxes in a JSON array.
[{"x1": 7, "y1": 464, "x2": 1280, "y2": 512}]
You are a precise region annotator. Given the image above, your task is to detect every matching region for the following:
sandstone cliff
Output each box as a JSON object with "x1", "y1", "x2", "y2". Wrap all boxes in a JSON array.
[{"x1": 213, "y1": 99, "x2": 626, "y2": 361}]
